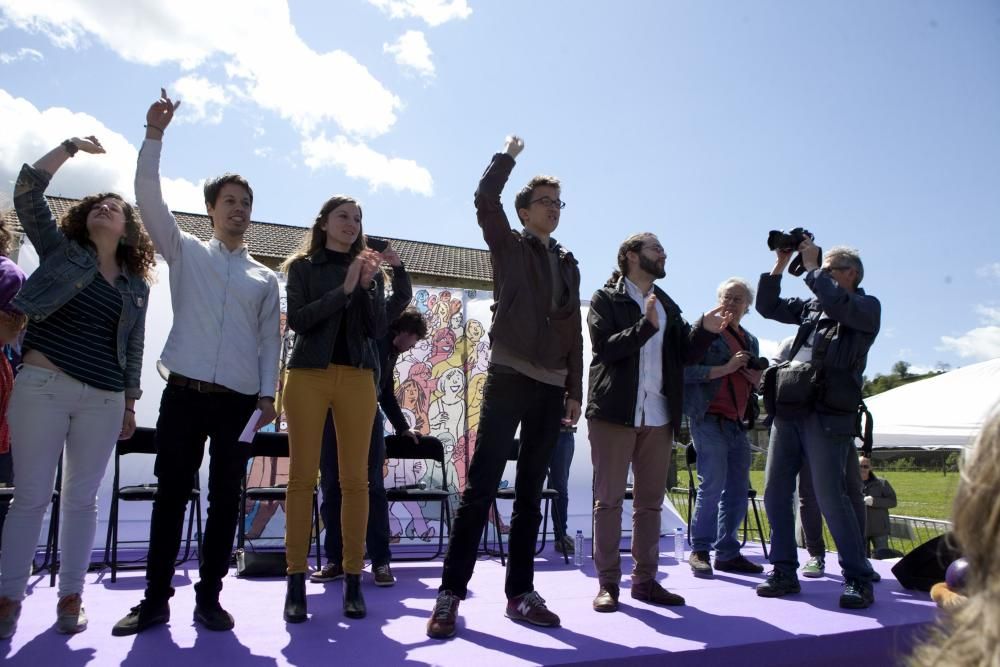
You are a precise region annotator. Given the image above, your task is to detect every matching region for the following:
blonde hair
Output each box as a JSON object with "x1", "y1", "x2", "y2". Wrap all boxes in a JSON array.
[{"x1": 908, "y1": 403, "x2": 1000, "y2": 666}]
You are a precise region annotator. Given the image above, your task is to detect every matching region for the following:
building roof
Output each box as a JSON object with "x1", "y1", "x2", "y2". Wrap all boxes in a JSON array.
[{"x1": 2, "y1": 195, "x2": 494, "y2": 282}]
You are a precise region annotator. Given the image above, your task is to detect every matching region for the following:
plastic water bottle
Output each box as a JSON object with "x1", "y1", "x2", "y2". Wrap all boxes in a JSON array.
[
  {"x1": 574, "y1": 530, "x2": 584, "y2": 566},
  {"x1": 674, "y1": 527, "x2": 685, "y2": 561}
]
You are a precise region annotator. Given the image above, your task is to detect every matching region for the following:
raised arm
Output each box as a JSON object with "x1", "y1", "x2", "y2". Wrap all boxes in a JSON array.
[
  {"x1": 14, "y1": 136, "x2": 106, "y2": 258},
  {"x1": 474, "y1": 135, "x2": 523, "y2": 251},
  {"x1": 135, "y1": 89, "x2": 185, "y2": 262},
  {"x1": 804, "y1": 269, "x2": 881, "y2": 334},
  {"x1": 382, "y1": 244, "x2": 413, "y2": 323},
  {"x1": 588, "y1": 290, "x2": 658, "y2": 365}
]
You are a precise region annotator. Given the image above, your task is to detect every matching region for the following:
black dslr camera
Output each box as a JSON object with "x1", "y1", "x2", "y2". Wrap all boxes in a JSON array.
[
  {"x1": 746, "y1": 356, "x2": 770, "y2": 371},
  {"x1": 767, "y1": 228, "x2": 820, "y2": 277}
]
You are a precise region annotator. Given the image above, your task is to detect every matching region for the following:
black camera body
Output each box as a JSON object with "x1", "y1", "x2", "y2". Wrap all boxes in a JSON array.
[
  {"x1": 746, "y1": 357, "x2": 770, "y2": 371},
  {"x1": 766, "y1": 227, "x2": 820, "y2": 276}
]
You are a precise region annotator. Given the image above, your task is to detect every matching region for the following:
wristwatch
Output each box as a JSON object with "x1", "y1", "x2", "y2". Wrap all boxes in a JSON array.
[{"x1": 61, "y1": 139, "x2": 79, "y2": 157}]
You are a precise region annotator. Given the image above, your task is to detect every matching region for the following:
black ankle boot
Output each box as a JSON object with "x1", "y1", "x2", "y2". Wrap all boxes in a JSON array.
[
  {"x1": 343, "y1": 573, "x2": 366, "y2": 619},
  {"x1": 284, "y1": 573, "x2": 307, "y2": 623}
]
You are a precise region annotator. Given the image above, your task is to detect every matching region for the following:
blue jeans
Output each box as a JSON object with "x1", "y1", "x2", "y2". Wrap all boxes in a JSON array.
[
  {"x1": 546, "y1": 430, "x2": 575, "y2": 539},
  {"x1": 319, "y1": 408, "x2": 392, "y2": 567},
  {"x1": 689, "y1": 415, "x2": 751, "y2": 560},
  {"x1": 764, "y1": 413, "x2": 873, "y2": 582}
]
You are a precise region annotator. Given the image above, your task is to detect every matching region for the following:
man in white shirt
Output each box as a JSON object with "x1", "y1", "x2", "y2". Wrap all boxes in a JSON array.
[
  {"x1": 585, "y1": 233, "x2": 726, "y2": 612},
  {"x1": 113, "y1": 90, "x2": 280, "y2": 636}
]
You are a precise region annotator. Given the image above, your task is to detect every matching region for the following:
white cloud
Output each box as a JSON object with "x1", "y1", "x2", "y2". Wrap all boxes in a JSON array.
[
  {"x1": 0, "y1": 0, "x2": 432, "y2": 193},
  {"x1": 171, "y1": 75, "x2": 229, "y2": 125},
  {"x1": 253, "y1": 147, "x2": 272, "y2": 158},
  {"x1": 302, "y1": 134, "x2": 433, "y2": 196},
  {"x1": 939, "y1": 327, "x2": 1000, "y2": 361},
  {"x1": 937, "y1": 303, "x2": 1000, "y2": 361},
  {"x1": 976, "y1": 262, "x2": 1000, "y2": 280},
  {"x1": 0, "y1": 46, "x2": 42, "y2": 64},
  {"x1": 367, "y1": 0, "x2": 471, "y2": 26},
  {"x1": 0, "y1": 88, "x2": 205, "y2": 212},
  {"x1": 384, "y1": 30, "x2": 435, "y2": 77},
  {"x1": 757, "y1": 337, "x2": 779, "y2": 362},
  {"x1": 976, "y1": 304, "x2": 1000, "y2": 325}
]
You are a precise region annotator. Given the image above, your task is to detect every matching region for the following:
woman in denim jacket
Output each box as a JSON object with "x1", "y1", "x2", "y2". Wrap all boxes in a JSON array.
[{"x1": 0, "y1": 136, "x2": 154, "y2": 639}]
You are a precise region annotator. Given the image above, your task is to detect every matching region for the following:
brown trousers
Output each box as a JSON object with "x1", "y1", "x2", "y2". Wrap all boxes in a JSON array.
[{"x1": 589, "y1": 418, "x2": 673, "y2": 586}]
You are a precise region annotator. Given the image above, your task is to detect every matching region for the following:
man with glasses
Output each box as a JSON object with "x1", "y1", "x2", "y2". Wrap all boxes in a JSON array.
[
  {"x1": 756, "y1": 242, "x2": 881, "y2": 609},
  {"x1": 683, "y1": 278, "x2": 766, "y2": 579},
  {"x1": 426, "y1": 135, "x2": 583, "y2": 639}
]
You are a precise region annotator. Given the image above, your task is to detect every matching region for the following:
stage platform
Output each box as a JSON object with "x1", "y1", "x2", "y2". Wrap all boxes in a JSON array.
[{"x1": 1, "y1": 541, "x2": 936, "y2": 666}]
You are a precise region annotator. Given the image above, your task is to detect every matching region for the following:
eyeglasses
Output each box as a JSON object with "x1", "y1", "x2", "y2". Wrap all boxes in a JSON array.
[
  {"x1": 529, "y1": 196, "x2": 566, "y2": 210},
  {"x1": 859, "y1": 465, "x2": 870, "y2": 469},
  {"x1": 823, "y1": 265, "x2": 852, "y2": 273}
]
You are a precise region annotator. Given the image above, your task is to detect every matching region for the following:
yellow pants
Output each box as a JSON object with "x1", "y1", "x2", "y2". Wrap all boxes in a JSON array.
[{"x1": 283, "y1": 364, "x2": 376, "y2": 574}]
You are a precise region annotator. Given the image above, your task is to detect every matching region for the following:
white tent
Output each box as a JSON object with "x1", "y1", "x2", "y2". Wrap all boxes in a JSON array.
[{"x1": 867, "y1": 358, "x2": 1000, "y2": 450}]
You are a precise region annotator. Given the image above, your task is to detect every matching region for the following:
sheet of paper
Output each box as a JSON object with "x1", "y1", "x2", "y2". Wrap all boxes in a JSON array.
[{"x1": 239, "y1": 408, "x2": 262, "y2": 443}]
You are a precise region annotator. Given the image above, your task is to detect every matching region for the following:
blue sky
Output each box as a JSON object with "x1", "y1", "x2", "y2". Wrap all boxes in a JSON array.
[{"x1": 1, "y1": 0, "x2": 998, "y2": 377}]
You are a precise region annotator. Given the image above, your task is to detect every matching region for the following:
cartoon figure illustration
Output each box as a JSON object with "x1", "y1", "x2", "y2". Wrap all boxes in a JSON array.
[
  {"x1": 428, "y1": 327, "x2": 457, "y2": 369},
  {"x1": 413, "y1": 288, "x2": 430, "y2": 315},
  {"x1": 428, "y1": 367, "x2": 467, "y2": 444},
  {"x1": 396, "y1": 376, "x2": 429, "y2": 434}
]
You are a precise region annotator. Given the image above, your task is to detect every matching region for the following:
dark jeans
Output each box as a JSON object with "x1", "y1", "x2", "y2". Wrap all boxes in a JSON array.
[
  {"x1": 798, "y1": 451, "x2": 865, "y2": 558},
  {"x1": 319, "y1": 408, "x2": 391, "y2": 567},
  {"x1": 144, "y1": 384, "x2": 258, "y2": 606},
  {"x1": 546, "y1": 430, "x2": 574, "y2": 539},
  {"x1": 764, "y1": 413, "x2": 873, "y2": 583},
  {"x1": 440, "y1": 366, "x2": 564, "y2": 599}
]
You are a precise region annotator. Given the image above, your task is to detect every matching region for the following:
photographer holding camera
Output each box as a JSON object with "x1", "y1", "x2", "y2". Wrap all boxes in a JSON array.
[
  {"x1": 755, "y1": 236, "x2": 880, "y2": 609},
  {"x1": 682, "y1": 278, "x2": 767, "y2": 578}
]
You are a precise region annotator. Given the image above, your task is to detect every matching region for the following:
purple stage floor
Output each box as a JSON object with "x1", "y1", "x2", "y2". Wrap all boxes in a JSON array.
[{"x1": 1, "y1": 541, "x2": 936, "y2": 667}]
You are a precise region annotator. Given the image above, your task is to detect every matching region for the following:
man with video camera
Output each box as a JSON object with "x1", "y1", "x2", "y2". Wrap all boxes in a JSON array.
[{"x1": 755, "y1": 234, "x2": 880, "y2": 609}]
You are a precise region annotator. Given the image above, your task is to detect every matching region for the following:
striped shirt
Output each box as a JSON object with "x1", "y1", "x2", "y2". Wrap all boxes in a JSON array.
[{"x1": 23, "y1": 276, "x2": 125, "y2": 392}]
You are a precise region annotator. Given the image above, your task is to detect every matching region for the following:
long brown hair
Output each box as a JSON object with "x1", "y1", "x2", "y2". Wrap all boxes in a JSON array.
[
  {"x1": 60, "y1": 193, "x2": 156, "y2": 281},
  {"x1": 280, "y1": 195, "x2": 365, "y2": 272}
]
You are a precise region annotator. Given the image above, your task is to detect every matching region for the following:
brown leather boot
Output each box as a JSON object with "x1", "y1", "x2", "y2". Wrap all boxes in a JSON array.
[{"x1": 592, "y1": 584, "x2": 620, "y2": 612}]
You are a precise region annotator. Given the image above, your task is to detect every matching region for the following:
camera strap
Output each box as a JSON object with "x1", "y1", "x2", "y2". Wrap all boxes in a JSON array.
[{"x1": 721, "y1": 326, "x2": 755, "y2": 428}]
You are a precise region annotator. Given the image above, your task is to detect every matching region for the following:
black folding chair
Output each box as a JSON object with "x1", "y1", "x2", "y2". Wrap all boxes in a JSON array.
[
  {"x1": 103, "y1": 427, "x2": 203, "y2": 582},
  {"x1": 684, "y1": 442, "x2": 768, "y2": 558},
  {"x1": 487, "y1": 438, "x2": 568, "y2": 566},
  {"x1": 384, "y1": 434, "x2": 451, "y2": 561},
  {"x1": 236, "y1": 431, "x2": 321, "y2": 572}
]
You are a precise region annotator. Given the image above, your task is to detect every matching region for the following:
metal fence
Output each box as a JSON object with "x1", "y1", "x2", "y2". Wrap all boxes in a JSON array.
[{"x1": 666, "y1": 488, "x2": 951, "y2": 557}]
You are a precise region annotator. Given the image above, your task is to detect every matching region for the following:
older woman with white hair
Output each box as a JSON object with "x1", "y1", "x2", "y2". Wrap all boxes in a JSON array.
[{"x1": 682, "y1": 277, "x2": 766, "y2": 578}]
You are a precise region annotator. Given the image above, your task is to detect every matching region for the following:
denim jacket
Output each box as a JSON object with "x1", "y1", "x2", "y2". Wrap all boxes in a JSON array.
[
  {"x1": 12, "y1": 164, "x2": 149, "y2": 399},
  {"x1": 682, "y1": 327, "x2": 760, "y2": 419}
]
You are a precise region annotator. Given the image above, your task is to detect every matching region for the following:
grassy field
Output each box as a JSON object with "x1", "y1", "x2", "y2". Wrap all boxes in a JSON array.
[
  {"x1": 747, "y1": 470, "x2": 959, "y2": 520},
  {"x1": 667, "y1": 469, "x2": 958, "y2": 555}
]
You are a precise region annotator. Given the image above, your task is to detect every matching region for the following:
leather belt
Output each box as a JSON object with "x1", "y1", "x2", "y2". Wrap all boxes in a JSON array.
[{"x1": 167, "y1": 373, "x2": 235, "y2": 394}]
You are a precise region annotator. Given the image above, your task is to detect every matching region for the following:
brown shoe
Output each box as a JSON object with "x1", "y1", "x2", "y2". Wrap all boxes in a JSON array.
[
  {"x1": 310, "y1": 562, "x2": 345, "y2": 583},
  {"x1": 592, "y1": 584, "x2": 620, "y2": 613},
  {"x1": 426, "y1": 590, "x2": 460, "y2": 639},
  {"x1": 505, "y1": 591, "x2": 560, "y2": 627},
  {"x1": 631, "y1": 580, "x2": 685, "y2": 606},
  {"x1": 372, "y1": 563, "x2": 396, "y2": 587}
]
